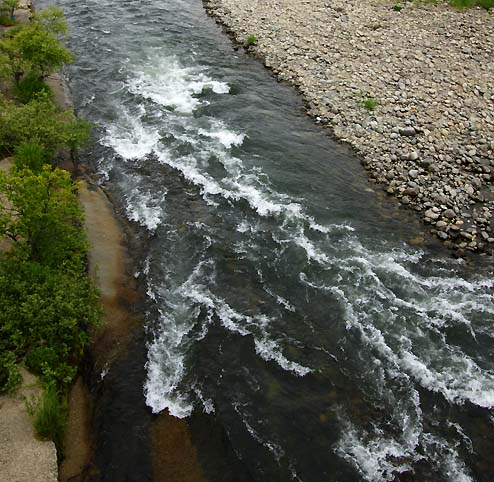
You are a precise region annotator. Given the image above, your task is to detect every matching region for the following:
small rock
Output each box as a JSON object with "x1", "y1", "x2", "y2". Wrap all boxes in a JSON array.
[
  {"x1": 425, "y1": 209, "x2": 440, "y2": 220},
  {"x1": 409, "y1": 151, "x2": 419, "y2": 161},
  {"x1": 443, "y1": 209, "x2": 456, "y2": 219},
  {"x1": 399, "y1": 126, "x2": 416, "y2": 137}
]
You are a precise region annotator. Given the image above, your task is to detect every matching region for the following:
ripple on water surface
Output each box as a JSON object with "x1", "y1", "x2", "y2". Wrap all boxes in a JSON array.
[{"x1": 55, "y1": 2, "x2": 494, "y2": 480}]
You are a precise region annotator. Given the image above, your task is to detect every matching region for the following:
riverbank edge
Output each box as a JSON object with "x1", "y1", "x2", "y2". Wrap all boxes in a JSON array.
[
  {"x1": 202, "y1": 0, "x2": 494, "y2": 258},
  {"x1": 0, "y1": 2, "x2": 144, "y2": 478},
  {"x1": 0, "y1": 3, "x2": 57, "y2": 481}
]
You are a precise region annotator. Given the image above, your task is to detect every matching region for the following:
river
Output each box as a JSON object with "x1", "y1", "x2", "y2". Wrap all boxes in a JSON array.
[{"x1": 48, "y1": 0, "x2": 494, "y2": 480}]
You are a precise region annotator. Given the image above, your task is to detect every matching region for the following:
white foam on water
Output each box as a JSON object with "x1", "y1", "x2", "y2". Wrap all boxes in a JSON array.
[
  {"x1": 144, "y1": 310, "x2": 194, "y2": 417},
  {"x1": 127, "y1": 52, "x2": 229, "y2": 114},
  {"x1": 336, "y1": 426, "x2": 417, "y2": 481},
  {"x1": 144, "y1": 257, "x2": 311, "y2": 416},
  {"x1": 399, "y1": 349, "x2": 494, "y2": 408},
  {"x1": 234, "y1": 404, "x2": 285, "y2": 462},
  {"x1": 198, "y1": 125, "x2": 245, "y2": 149},
  {"x1": 335, "y1": 385, "x2": 424, "y2": 482},
  {"x1": 264, "y1": 287, "x2": 296, "y2": 312},
  {"x1": 178, "y1": 268, "x2": 311, "y2": 376},
  {"x1": 99, "y1": 42, "x2": 494, "y2": 477},
  {"x1": 102, "y1": 105, "x2": 160, "y2": 159},
  {"x1": 255, "y1": 338, "x2": 311, "y2": 376},
  {"x1": 124, "y1": 187, "x2": 165, "y2": 232},
  {"x1": 192, "y1": 385, "x2": 215, "y2": 414},
  {"x1": 422, "y1": 433, "x2": 474, "y2": 482},
  {"x1": 301, "y1": 240, "x2": 494, "y2": 476}
]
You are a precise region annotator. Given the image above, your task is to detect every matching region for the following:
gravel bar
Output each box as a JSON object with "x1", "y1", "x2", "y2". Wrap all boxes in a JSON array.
[{"x1": 204, "y1": 0, "x2": 494, "y2": 255}]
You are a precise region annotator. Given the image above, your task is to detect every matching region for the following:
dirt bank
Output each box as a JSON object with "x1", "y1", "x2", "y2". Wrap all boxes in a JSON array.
[
  {"x1": 0, "y1": 368, "x2": 58, "y2": 482},
  {"x1": 59, "y1": 177, "x2": 143, "y2": 481}
]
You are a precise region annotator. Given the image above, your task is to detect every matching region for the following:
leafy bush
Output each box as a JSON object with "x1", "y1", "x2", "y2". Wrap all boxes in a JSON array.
[
  {"x1": 15, "y1": 72, "x2": 52, "y2": 104},
  {"x1": 10, "y1": 22, "x2": 73, "y2": 78},
  {"x1": 14, "y1": 141, "x2": 49, "y2": 172},
  {"x1": 0, "y1": 166, "x2": 87, "y2": 266},
  {"x1": 0, "y1": 255, "x2": 100, "y2": 388},
  {"x1": 0, "y1": 93, "x2": 91, "y2": 156},
  {"x1": 0, "y1": 0, "x2": 18, "y2": 19},
  {"x1": 0, "y1": 14, "x2": 15, "y2": 26},
  {"x1": 27, "y1": 383, "x2": 66, "y2": 450},
  {"x1": 0, "y1": 7, "x2": 72, "y2": 83},
  {"x1": 0, "y1": 168, "x2": 100, "y2": 391}
]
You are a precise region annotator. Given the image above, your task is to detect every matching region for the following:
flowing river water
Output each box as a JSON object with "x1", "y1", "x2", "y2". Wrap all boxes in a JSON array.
[{"x1": 48, "y1": 0, "x2": 494, "y2": 480}]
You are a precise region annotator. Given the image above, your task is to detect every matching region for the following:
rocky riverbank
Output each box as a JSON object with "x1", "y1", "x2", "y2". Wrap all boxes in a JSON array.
[{"x1": 204, "y1": 0, "x2": 494, "y2": 255}]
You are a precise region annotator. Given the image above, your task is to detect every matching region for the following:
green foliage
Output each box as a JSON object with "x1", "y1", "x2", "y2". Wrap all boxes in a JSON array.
[
  {"x1": 357, "y1": 95, "x2": 380, "y2": 111},
  {"x1": 34, "y1": 6, "x2": 69, "y2": 36},
  {"x1": 0, "y1": 351, "x2": 21, "y2": 393},
  {"x1": 0, "y1": 9, "x2": 98, "y2": 455},
  {"x1": 14, "y1": 141, "x2": 49, "y2": 172},
  {"x1": 0, "y1": 166, "x2": 87, "y2": 266},
  {"x1": 246, "y1": 34, "x2": 257, "y2": 46},
  {"x1": 0, "y1": 167, "x2": 100, "y2": 390},
  {"x1": 392, "y1": 4, "x2": 403, "y2": 10},
  {"x1": 0, "y1": 14, "x2": 16, "y2": 26},
  {"x1": 0, "y1": 0, "x2": 18, "y2": 19},
  {"x1": 0, "y1": 7, "x2": 71, "y2": 83},
  {"x1": 0, "y1": 93, "x2": 91, "y2": 156},
  {"x1": 10, "y1": 22, "x2": 73, "y2": 78},
  {"x1": 0, "y1": 254, "x2": 100, "y2": 388},
  {"x1": 449, "y1": 0, "x2": 493, "y2": 7},
  {"x1": 27, "y1": 383, "x2": 66, "y2": 450},
  {"x1": 15, "y1": 72, "x2": 52, "y2": 103}
]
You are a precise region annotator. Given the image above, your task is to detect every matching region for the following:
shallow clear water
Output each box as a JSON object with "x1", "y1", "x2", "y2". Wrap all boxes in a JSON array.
[{"x1": 51, "y1": 0, "x2": 494, "y2": 480}]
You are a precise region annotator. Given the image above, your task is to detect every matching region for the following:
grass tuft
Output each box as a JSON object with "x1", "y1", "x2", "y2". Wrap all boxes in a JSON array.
[
  {"x1": 27, "y1": 384, "x2": 66, "y2": 451},
  {"x1": 246, "y1": 34, "x2": 257, "y2": 46},
  {"x1": 357, "y1": 95, "x2": 380, "y2": 111},
  {"x1": 449, "y1": 0, "x2": 493, "y2": 7}
]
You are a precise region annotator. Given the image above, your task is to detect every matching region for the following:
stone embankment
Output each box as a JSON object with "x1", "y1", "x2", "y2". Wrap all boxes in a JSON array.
[{"x1": 204, "y1": 0, "x2": 494, "y2": 255}]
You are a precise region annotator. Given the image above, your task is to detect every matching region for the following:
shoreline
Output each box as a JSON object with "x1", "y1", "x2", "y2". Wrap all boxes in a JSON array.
[{"x1": 204, "y1": 0, "x2": 494, "y2": 256}]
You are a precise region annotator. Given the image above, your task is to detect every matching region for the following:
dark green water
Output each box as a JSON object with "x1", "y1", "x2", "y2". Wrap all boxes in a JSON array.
[{"x1": 49, "y1": 0, "x2": 494, "y2": 480}]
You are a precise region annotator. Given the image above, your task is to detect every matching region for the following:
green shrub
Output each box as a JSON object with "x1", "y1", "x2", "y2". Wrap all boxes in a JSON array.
[
  {"x1": 0, "y1": 93, "x2": 91, "y2": 157},
  {"x1": 0, "y1": 256, "x2": 100, "y2": 388},
  {"x1": 0, "y1": 7, "x2": 72, "y2": 83},
  {"x1": 27, "y1": 383, "x2": 66, "y2": 450},
  {"x1": 0, "y1": 166, "x2": 88, "y2": 266},
  {"x1": 0, "y1": 351, "x2": 21, "y2": 393},
  {"x1": 15, "y1": 72, "x2": 52, "y2": 104},
  {"x1": 0, "y1": 14, "x2": 15, "y2": 26},
  {"x1": 246, "y1": 34, "x2": 257, "y2": 46},
  {"x1": 14, "y1": 141, "x2": 49, "y2": 172},
  {"x1": 0, "y1": 166, "x2": 100, "y2": 389},
  {"x1": 0, "y1": 0, "x2": 19, "y2": 19}
]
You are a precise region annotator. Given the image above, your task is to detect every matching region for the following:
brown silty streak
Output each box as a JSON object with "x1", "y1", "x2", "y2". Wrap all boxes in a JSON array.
[
  {"x1": 152, "y1": 413, "x2": 208, "y2": 482},
  {"x1": 60, "y1": 180, "x2": 142, "y2": 481}
]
